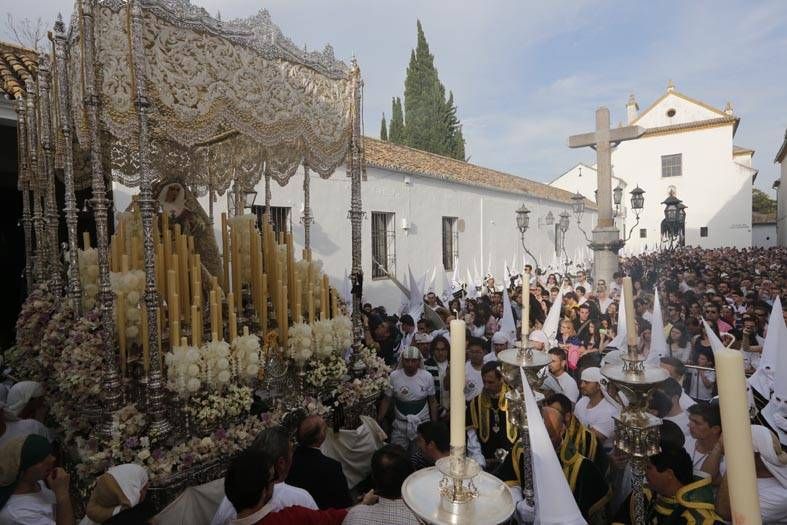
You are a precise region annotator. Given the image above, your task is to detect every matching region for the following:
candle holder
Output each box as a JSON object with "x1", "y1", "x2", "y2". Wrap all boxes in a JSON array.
[
  {"x1": 496, "y1": 345, "x2": 549, "y2": 507},
  {"x1": 601, "y1": 344, "x2": 667, "y2": 524},
  {"x1": 402, "y1": 447, "x2": 514, "y2": 524}
]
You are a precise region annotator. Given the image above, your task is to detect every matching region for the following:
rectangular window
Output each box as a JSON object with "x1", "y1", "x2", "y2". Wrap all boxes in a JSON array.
[
  {"x1": 639, "y1": 228, "x2": 647, "y2": 238},
  {"x1": 442, "y1": 217, "x2": 459, "y2": 270},
  {"x1": 661, "y1": 154, "x2": 682, "y2": 178},
  {"x1": 700, "y1": 227, "x2": 708, "y2": 237},
  {"x1": 371, "y1": 212, "x2": 396, "y2": 279},
  {"x1": 252, "y1": 205, "x2": 291, "y2": 236}
]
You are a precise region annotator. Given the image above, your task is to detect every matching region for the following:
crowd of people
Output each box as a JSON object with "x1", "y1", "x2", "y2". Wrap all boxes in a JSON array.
[{"x1": 0, "y1": 246, "x2": 784, "y2": 524}]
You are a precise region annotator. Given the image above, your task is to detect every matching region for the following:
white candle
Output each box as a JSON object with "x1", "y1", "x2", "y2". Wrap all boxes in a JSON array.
[
  {"x1": 622, "y1": 276, "x2": 638, "y2": 350},
  {"x1": 715, "y1": 346, "x2": 762, "y2": 524},
  {"x1": 449, "y1": 319, "x2": 466, "y2": 450},
  {"x1": 521, "y1": 275, "x2": 530, "y2": 342}
]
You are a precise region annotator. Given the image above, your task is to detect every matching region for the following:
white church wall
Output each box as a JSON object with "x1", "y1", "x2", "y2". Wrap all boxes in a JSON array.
[
  {"x1": 633, "y1": 93, "x2": 724, "y2": 129},
  {"x1": 752, "y1": 223, "x2": 776, "y2": 248},
  {"x1": 611, "y1": 124, "x2": 752, "y2": 250},
  {"x1": 112, "y1": 166, "x2": 596, "y2": 313},
  {"x1": 548, "y1": 164, "x2": 628, "y2": 233}
]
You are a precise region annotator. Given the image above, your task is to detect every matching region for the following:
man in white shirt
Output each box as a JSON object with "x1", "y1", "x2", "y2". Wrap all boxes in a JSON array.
[
  {"x1": 464, "y1": 338, "x2": 486, "y2": 401},
  {"x1": 210, "y1": 426, "x2": 317, "y2": 525},
  {"x1": 483, "y1": 332, "x2": 510, "y2": 364},
  {"x1": 574, "y1": 367, "x2": 619, "y2": 450},
  {"x1": 546, "y1": 347, "x2": 579, "y2": 403},
  {"x1": 659, "y1": 378, "x2": 692, "y2": 444},
  {"x1": 378, "y1": 347, "x2": 438, "y2": 449}
]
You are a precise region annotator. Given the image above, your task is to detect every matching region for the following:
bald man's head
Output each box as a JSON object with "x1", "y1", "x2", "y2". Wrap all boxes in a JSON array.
[
  {"x1": 297, "y1": 415, "x2": 327, "y2": 448},
  {"x1": 541, "y1": 406, "x2": 565, "y2": 449}
]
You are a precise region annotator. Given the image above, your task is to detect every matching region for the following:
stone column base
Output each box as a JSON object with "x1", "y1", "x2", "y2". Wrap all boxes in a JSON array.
[{"x1": 589, "y1": 226, "x2": 623, "y2": 286}]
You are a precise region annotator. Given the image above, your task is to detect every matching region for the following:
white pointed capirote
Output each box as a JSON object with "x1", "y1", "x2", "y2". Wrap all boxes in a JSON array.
[
  {"x1": 442, "y1": 265, "x2": 453, "y2": 303},
  {"x1": 542, "y1": 288, "x2": 564, "y2": 345},
  {"x1": 607, "y1": 289, "x2": 628, "y2": 350},
  {"x1": 406, "y1": 266, "x2": 424, "y2": 321},
  {"x1": 645, "y1": 287, "x2": 669, "y2": 366},
  {"x1": 466, "y1": 268, "x2": 478, "y2": 300},
  {"x1": 521, "y1": 369, "x2": 587, "y2": 525},
  {"x1": 702, "y1": 318, "x2": 757, "y2": 420},
  {"x1": 757, "y1": 302, "x2": 787, "y2": 445},
  {"x1": 749, "y1": 296, "x2": 786, "y2": 399}
]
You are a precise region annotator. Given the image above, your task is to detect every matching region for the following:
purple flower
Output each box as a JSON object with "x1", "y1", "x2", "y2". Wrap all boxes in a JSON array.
[
  {"x1": 152, "y1": 448, "x2": 165, "y2": 461},
  {"x1": 124, "y1": 437, "x2": 139, "y2": 449},
  {"x1": 213, "y1": 428, "x2": 227, "y2": 440}
]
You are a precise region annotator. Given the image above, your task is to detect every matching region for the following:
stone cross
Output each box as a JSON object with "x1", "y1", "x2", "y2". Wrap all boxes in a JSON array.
[
  {"x1": 568, "y1": 107, "x2": 644, "y2": 283},
  {"x1": 569, "y1": 107, "x2": 644, "y2": 228}
]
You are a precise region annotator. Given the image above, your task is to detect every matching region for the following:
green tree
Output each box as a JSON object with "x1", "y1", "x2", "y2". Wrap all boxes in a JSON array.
[
  {"x1": 752, "y1": 188, "x2": 777, "y2": 214},
  {"x1": 389, "y1": 97, "x2": 405, "y2": 144},
  {"x1": 380, "y1": 113, "x2": 388, "y2": 141}
]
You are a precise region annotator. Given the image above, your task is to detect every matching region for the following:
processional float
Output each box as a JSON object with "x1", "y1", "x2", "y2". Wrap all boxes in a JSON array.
[{"x1": 11, "y1": 0, "x2": 387, "y2": 508}]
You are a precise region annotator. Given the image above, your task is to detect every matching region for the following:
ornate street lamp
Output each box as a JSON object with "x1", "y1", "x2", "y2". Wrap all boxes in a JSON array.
[
  {"x1": 558, "y1": 211, "x2": 570, "y2": 275},
  {"x1": 661, "y1": 193, "x2": 684, "y2": 249},
  {"x1": 613, "y1": 183, "x2": 623, "y2": 208},
  {"x1": 571, "y1": 191, "x2": 585, "y2": 218},
  {"x1": 515, "y1": 203, "x2": 538, "y2": 270},
  {"x1": 618, "y1": 185, "x2": 646, "y2": 242}
]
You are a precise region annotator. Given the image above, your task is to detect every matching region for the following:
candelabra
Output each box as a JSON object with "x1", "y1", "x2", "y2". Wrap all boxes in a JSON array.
[
  {"x1": 497, "y1": 344, "x2": 550, "y2": 506},
  {"x1": 601, "y1": 345, "x2": 666, "y2": 524},
  {"x1": 402, "y1": 447, "x2": 514, "y2": 524}
]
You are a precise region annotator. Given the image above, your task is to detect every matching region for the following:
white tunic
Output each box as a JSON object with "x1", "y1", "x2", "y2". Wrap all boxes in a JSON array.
[
  {"x1": 553, "y1": 372, "x2": 580, "y2": 403},
  {"x1": 464, "y1": 362, "x2": 483, "y2": 401},
  {"x1": 0, "y1": 481, "x2": 56, "y2": 525},
  {"x1": 574, "y1": 396, "x2": 619, "y2": 445}
]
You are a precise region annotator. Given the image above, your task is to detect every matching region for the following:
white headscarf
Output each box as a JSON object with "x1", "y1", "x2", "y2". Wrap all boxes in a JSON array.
[
  {"x1": 79, "y1": 463, "x2": 149, "y2": 525},
  {"x1": 6, "y1": 381, "x2": 43, "y2": 417},
  {"x1": 751, "y1": 425, "x2": 787, "y2": 489}
]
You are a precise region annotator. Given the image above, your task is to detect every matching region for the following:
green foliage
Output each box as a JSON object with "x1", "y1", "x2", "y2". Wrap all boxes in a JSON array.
[
  {"x1": 389, "y1": 20, "x2": 465, "y2": 160},
  {"x1": 389, "y1": 98, "x2": 405, "y2": 144},
  {"x1": 380, "y1": 113, "x2": 388, "y2": 141},
  {"x1": 752, "y1": 188, "x2": 777, "y2": 214}
]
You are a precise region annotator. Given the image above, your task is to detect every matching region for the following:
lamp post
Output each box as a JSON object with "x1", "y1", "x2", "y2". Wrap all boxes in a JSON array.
[
  {"x1": 558, "y1": 210, "x2": 570, "y2": 275},
  {"x1": 661, "y1": 193, "x2": 685, "y2": 250},
  {"x1": 515, "y1": 203, "x2": 539, "y2": 271}
]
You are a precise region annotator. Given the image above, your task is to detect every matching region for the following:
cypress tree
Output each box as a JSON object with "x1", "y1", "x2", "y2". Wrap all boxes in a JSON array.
[
  {"x1": 380, "y1": 113, "x2": 388, "y2": 141},
  {"x1": 389, "y1": 97, "x2": 405, "y2": 144},
  {"x1": 400, "y1": 20, "x2": 466, "y2": 160}
]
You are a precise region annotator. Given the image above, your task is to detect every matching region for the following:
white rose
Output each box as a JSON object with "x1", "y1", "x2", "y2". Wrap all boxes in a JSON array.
[
  {"x1": 216, "y1": 358, "x2": 230, "y2": 370},
  {"x1": 248, "y1": 353, "x2": 259, "y2": 364},
  {"x1": 187, "y1": 378, "x2": 201, "y2": 392},
  {"x1": 137, "y1": 449, "x2": 151, "y2": 461},
  {"x1": 125, "y1": 308, "x2": 140, "y2": 323},
  {"x1": 186, "y1": 347, "x2": 200, "y2": 362},
  {"x1": 126, "y1": 291, "x2": 141, "y2": 306},
  {"x1": 217, "y1": 370, "x2": 231, "y2": 383},
  {"x1": 245, "y1": 364, "x2": 259, "y2": 377},
  {"x1": 187, "y1": 364, "x2": 200, "y2": 377}
]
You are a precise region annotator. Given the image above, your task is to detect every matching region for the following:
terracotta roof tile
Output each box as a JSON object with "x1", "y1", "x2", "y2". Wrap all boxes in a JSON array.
[
  {"x1": 0, "y1": 41, "x2": 37, "y2": 100},
  {"x1": 364, "y1": 137, "x2": 592, "y2": 206}
]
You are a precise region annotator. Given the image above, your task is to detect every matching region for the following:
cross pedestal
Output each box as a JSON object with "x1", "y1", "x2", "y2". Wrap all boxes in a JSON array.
[{"x1": 568, "y1": 107, "x2": 644, "y2": 285}]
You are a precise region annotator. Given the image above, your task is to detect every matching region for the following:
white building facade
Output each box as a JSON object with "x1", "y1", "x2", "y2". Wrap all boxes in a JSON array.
[
  {"x1": 552, "y1": 83, "x2": 757, "y2": 251},
  {"x1": 115, "y1": 138, "x2": 596, "y2": 313}
]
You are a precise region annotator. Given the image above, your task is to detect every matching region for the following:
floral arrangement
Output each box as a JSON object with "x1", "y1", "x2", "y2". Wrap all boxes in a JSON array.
[
  {"x1": 287, "y1": 322, "x2": 313, "y2": 364},
  {"x1": 201, "y1": 339, "x2": 232, "y2": 389},
  {"x1": 38, "y1": 302, "x2": 75, "y2": 375},
  {"x1": 78, "y1": 247, "x2": 99, "y2": 311},
  {"x1": 332, "y1": 315, "x2": 353, "y2": 351},
  {"x1": 9, "y1": 284, "x2": 56, "y2": 380},
  {"x1": 184, "y1": 384, "x2": 253, "y2": 431},
  {"x1": 227, "y1": 214, "x2": 255, "y2": 284},
  {"x1": 334, "y1": 347, "x2": 390, "y2": 407},
  {"x1": 311, "y1": 319, "x2": 336, "y2": 358},
  {"x1": 305, "y1": 353, "x2": 346, "y2": 389},
  {"x1": 52, "y1": 308, "x2": 107, "y2": 405},
  {"x1": 230, "y1": 333, "x2": 261, "y2": 382},
  {"x1": 164, "y1": 342, "x2": 202, "y2": 396},
  {"x1": 110, "y1": 270, "x2": 146, "y2": 343}
]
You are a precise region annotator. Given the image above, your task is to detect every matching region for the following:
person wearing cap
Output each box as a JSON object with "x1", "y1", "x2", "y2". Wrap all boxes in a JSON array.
[
  {"x1": 413, "y1": 332, "x2": 433, "y2": 362},
  {"x1": 466, "y1": 362, "x2": 518, "y2": 470},
  {"x1": 0, "y1": 400, "x2": 51, "y2": 449},
  {"x1": 574, "y1": 367, "x2": 619, "y2": 450},
  {"x1": 0, "y1": 434, "x2": 73, "y2": 525},
  {"x1": 716, "y1": 425, "x2": 787, "y2": 523},
  {"x1": 483, "y1": 331, "x2": 510, "y2": 364},
  {"x1": 377, "y1": 347, "x2": 437, "y2": 450}
]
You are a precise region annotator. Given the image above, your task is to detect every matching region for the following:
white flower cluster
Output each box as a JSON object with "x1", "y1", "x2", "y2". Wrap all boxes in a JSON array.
[
  {"x1": 231, "y1": 333, "x2": 262, "y2": 381},
  {"x1": 332, "y1": 315, "x2": 353, "y2": 351},
  {"x1": 311, "y1": 319, "x2": 336, "y2": 358},
  {"x1": 202, "y1": 339, "x2": 233, "y2": 389},
  {"x1": 227, "y1": 214, "x2": 255, "y2": 284},
  {"x1": 184, "y1": 384, "x2": 253, "y2": 430},
  {"x1": 287, "y1": 322, "x2": 313, "y2": 364},
  {"x1": 78, "y1": 248, "x2": 99, "y2": 311},
  {"x1": 164, "y1": 342, "x2": 202, "y2": 396},
  {"x1": 334, "y1": 347, "x2": 390, "y2": 407},
  {"x1": 110, "y1": 270, "x2": 146, "y2": 342},
  {"x1": 305, "y1": 353, "x2": 347, "y2": 388}
]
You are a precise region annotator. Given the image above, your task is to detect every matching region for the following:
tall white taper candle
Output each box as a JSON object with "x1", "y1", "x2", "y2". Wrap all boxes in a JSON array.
[{"x1": 449, "y1": 319, "x2": 466, "y2": 450}]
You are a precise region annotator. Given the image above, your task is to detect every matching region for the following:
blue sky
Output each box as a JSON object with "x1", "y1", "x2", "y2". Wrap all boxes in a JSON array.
[{"x1": 4, "y1": 0, "x2": 786, "y2": 195}]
